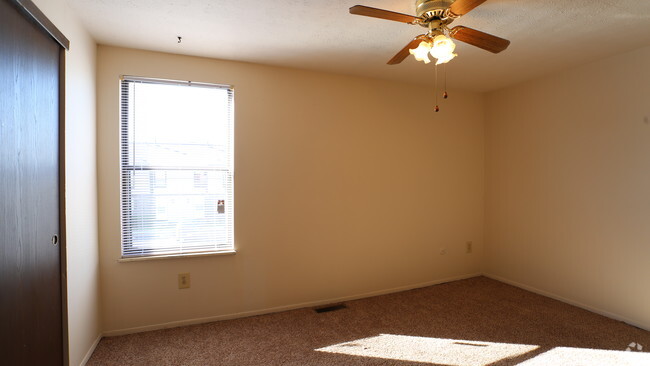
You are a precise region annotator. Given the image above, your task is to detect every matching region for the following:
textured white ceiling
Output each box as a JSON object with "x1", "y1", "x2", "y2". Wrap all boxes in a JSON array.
[{"x1": 68, "y1": 0, "x2": 650, "y2": 92}]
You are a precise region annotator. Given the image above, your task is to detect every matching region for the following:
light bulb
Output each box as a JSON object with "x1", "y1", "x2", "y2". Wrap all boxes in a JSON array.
[
  {"x1": 409, "y1": 41, "x2": 432, "y2": 64},
  {"x1": 429, "y1": 35, "x2": 457, "y2": 65}
]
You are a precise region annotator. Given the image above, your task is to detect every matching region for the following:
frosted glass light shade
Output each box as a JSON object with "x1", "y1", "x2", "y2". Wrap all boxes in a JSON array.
[
  {"x1": 430, "y1": 35, "x2": 457, "y2": 65},
  {"x1": 409, "y1": 41, "x2": 432, "y2": 64}
]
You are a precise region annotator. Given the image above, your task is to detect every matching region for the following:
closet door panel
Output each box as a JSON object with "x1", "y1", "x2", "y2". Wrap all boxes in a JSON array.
[{"x1": 0, "y1": 0, "x2": 63, "y2": 364}]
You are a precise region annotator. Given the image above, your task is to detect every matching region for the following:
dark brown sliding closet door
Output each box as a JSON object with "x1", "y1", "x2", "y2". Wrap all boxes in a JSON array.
[{"x1": 0, "y1": 0, "x2": 63, "y2": 364}]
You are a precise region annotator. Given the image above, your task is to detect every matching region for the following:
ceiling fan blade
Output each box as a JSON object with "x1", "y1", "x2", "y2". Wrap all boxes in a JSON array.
[
  {"x1": 450, "y1": 26, "x2": 510, "y2": 53},
  {"x1": 449, "y1": 0, "x2": 488, "y2": 16},
  {"x1": 388, "y1": 36, "x2": 428, "y2": 65},
  {"x1": 349, "y1": 5, "x2": 420, "y2": 24}
]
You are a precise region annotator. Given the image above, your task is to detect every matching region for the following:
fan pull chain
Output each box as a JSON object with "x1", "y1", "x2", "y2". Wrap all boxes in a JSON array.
[
  {"x1": 443, "y1": 63, "x2": 448, "y2": 99},
  {"x1": 435, "y1": 64, "x2": 440, "y2": 112}
]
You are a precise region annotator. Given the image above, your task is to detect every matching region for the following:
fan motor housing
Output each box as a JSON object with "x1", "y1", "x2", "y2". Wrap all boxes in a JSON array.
[{"x1": 416, "y1": 0, "x2": 454, "y2": 18}]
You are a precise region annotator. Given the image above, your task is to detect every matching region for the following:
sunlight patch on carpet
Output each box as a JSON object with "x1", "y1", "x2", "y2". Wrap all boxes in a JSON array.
[
  {"x1": 315, "y1": 334, "x2": 539, "y2": 365},
  {"x1": 518, "y1": 346, "x2": 650, "y2": 366}
]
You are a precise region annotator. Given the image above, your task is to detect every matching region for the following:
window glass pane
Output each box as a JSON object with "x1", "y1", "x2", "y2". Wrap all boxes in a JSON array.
[
  {"x1": 122, "y1": 170, "x2": 232, "y2": 255},
  {"x1": 131, "y1": 82, "x2": 230, "y2": 169}
]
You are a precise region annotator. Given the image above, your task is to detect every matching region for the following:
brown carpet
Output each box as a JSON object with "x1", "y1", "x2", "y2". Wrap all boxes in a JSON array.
[{"x1": 87, "y1": 277, "x2": 650, "y2": 365}]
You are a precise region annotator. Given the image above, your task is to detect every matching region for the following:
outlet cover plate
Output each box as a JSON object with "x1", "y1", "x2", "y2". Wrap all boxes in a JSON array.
[{"x1": 178, "y1": 273, "x2": 191, "y2": 289}]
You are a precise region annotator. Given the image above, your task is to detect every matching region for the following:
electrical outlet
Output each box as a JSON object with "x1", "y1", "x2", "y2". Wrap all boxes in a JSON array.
[
  {"x1": 466, "y1": 241, "x2": 473, "y2": 254},
  {"x1": 178, "y1": 273, "x2": 191, "y2": 289}
]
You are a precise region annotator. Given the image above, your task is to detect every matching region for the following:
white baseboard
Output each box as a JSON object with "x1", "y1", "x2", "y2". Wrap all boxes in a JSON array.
[
  {"x1": 103, "y1": 272, "x2": 482, "y2": 337},
  {"x1": 79, "y1": 333, "x2": 102, "y2": 366},
  {"x1": 483, "y1": 273, "x2": 649, "y2": 332}
]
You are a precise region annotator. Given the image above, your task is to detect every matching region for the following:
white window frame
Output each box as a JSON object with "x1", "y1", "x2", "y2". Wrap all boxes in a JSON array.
[{"x1": 119, "y1": 76, "x2": 235, "y2": 260}]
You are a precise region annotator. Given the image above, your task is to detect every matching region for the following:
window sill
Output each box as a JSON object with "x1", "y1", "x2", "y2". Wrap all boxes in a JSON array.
[{"x1": 118, "y1": 250, "x2": 236, "y2": 263}]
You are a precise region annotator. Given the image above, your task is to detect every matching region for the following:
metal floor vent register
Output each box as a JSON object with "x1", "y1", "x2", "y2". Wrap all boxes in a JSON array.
[{"x1": 314, "y1": 303, "x2": 348, "y2": 313}]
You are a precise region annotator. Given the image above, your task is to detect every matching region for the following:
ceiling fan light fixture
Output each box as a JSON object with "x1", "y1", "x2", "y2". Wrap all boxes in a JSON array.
[
  {"x1": 429, "y1": 34, "x2": 457, "y2": 65},
  {"x1": 409, "y1": 40, "x2": 433, "y2": 64},
  {"x1": 349, "y1": 0, "x2": 511, "y2": 112}
]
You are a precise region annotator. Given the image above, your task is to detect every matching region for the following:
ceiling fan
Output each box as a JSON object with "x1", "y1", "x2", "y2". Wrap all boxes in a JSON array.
[{"x1": 349, "y1": 0, "x2": 510, "y2": 65}]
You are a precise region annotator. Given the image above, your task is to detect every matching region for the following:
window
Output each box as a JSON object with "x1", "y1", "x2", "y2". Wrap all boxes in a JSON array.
[{"x1": 120, "y1": 76, "x2": 234, "y2": 258}]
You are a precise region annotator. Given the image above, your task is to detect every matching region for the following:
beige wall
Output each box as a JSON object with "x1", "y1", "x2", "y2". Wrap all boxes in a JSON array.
[
  {"x1": 31, "y1": 0, "x2": 101, "y2": 365},
  {"x1": 97, "y1": 46, "x2": 485, "y2": 334},
  {"x1": 485, "y1": 46, "x2": 650, "y2": 330}
]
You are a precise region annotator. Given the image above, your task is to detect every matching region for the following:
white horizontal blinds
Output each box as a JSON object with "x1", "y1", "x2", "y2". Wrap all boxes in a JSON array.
[{"x1": 120, "y1": 77, "x2": 234, "y2": 258}]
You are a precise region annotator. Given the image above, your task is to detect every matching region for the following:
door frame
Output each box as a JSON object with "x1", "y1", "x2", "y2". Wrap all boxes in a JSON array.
[{"x1": 7, "y1": 0, "x2": 70, "y2": 364}]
